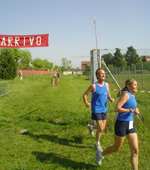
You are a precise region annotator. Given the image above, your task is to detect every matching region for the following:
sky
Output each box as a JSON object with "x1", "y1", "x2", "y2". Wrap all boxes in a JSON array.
[{"x1": 0, "y1": 0, "x2": 150, "y2": 68}]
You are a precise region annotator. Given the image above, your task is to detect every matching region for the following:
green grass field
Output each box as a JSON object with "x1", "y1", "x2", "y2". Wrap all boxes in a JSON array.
[{"x1": 0, "y1": 74, "x2": 150, "y2": 170}]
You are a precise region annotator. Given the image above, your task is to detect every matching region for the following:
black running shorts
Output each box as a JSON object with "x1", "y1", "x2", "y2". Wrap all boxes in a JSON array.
[
  {"x1": 115, "y1": 120, "x2": 136, "y2": 137},
  {"x1": 92, "y1": 112, "x2": 107, "y2": 120}
]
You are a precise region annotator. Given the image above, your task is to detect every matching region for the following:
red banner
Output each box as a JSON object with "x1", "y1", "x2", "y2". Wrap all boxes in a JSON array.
[{"x1": 0, "y1": 34, "x2": 49, "y2": 48}]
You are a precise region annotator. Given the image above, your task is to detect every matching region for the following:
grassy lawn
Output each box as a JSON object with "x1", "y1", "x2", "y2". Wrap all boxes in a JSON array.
[{"x1": 0, "y1": 74, "x2": 149, "y2": 170}]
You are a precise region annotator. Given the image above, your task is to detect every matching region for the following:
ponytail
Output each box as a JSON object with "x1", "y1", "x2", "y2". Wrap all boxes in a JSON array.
[
  {"x1": 117, "y1": 87, "x2": 128, "y2": 97},
  {"x1": 117, "y1": 78, "x2": 136, "y2": 97}
]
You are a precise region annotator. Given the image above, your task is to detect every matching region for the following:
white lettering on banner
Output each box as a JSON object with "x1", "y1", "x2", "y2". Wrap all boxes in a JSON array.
[
  {"x1": 36, "y1": 36, "x2": 41, "y2": 45},
  {"x1": 15, "y1": 37, "x2": 20, "y2": 46},
  {"x1": 1, "y1": 37, "x2": 6, "y2": 46},
  {"x1": 30, "y1": 37, "x2": 34, "y2": 45},
  {"x1": 24, "y1": 37, "x2": 25, "y2": 46},
  {"x1": 0, "y1": 35, "x2": 46, "y2": 47},
  {"x1": 8, "y1": 37, "x2": 13, "y2": 46}
]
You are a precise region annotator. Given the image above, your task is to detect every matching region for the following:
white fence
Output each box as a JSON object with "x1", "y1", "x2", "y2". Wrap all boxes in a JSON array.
[
  {"x1": 0, "y1": 81, "x2": 9, "y2": 96},
  {"x1": 63, "y1": 71, "x2": 83, "y2": 75}
]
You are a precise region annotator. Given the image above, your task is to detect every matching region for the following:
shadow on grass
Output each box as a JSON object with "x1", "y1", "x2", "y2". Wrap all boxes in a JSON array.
[
  {"x1": 36, "y1": 118, "x2": 69, "y2": 126},
  {"x1": 16, "y1": 108, "x2": 39, "y2": 120},
  {"x1": 24, "y1": 132, "x2": 90, "y2": 149},
  {"x1": 32, "y1": 151, "x2": 96, "y2": 169},
  {"x1": 36, "y1": 116, "x2": 89, "y2": 127}
]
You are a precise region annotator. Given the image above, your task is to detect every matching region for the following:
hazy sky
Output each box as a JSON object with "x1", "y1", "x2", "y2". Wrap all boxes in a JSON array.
[{"x1": 0, "y1": 0, "x2": 149, "y2": 68}]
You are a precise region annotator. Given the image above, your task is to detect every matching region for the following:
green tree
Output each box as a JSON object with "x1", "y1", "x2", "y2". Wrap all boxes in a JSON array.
[
  {"x1": 54, "y1": 65, "x2": 59, "y2": 71},
  {"x1": 31, "y1": 58, "x2": 43, "y2": 70},
  {"x1": 10, "y1": 48, "x2": 22, "y2": 63},
  {"x1": 18, "y1": 50, "x2": 32, "y2": 70},
  {"x1": 0, "y1": 48, "x2": 19, "y2": 79},
  {"x1": 125, "y1": 46, "x2": 141, "y2": 66},
  {"x1": 112, "y1": 48, "x2": 126, "y2": 67},
  {"x1": 61, "y1": 57, "x2": 72, "y2": 71},
  {"x1": 43, "y1": 59, "x2": 53, "y2": 70},
  {"x1": 58, "y1": 66, "x2": 63, "y2": 71},
  {"x1": 141, "y1": 56, "x2": 147, "y2": 62},
  {"x1": 84, "y1": 62, "x2": 91, "y2": 71},
  {"x1": 102, "y1": 53, "x2": 113, "y2": 65}
]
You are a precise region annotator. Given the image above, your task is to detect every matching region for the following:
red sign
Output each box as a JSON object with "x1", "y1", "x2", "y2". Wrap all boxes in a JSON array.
[{"x1": 0, "y1": 34, "x2": 49, "y2": 48}]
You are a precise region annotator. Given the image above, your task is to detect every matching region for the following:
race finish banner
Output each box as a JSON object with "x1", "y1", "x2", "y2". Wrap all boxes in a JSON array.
[{"x1": 0, "y1": 34, "x2": 49, "y2": 48}]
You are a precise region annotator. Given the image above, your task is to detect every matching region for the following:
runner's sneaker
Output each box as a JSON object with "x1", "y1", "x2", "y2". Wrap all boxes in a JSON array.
[
  {"x1": 94, "y1": 143, "x2": 103, "y2": 151},
  {"x1": 96, "y1": 150, "x2": 103, "y2": 165},
  {"x1": 87, "y1": 124, "x2": 94, "y2": 136}
]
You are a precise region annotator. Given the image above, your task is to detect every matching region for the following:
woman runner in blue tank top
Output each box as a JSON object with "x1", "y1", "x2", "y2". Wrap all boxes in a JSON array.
[{"x1": 96, "y1": 79, "x2": 140, "y2": 170}]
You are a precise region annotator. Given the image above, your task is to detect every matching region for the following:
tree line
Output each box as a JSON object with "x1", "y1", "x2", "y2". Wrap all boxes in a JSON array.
[
  {"x1": 85, "y1": 46, "x2": 149, "y2": 71},
  {"x1": 1, "y1": 46, "x2": 148, "y2": 79},
  {"x1": 0, "y1": 48, "x2": 72, "y2": 79}
]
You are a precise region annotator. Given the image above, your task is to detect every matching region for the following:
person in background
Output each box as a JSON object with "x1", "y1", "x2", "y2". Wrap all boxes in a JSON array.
[
  {"x1": 96, "y1": 79, "x2": 139, "y2": 170},
  {"x1": 53, "y1": 73, "x2": 56, "y2": 78},
  {"x1": 19, "y1": 70, "x2": 23, "y2": 80},
  {"x1": 57, "y1": 72, "x2": 60, "y2": 81},
  {"x1": 83, "y1": 68, "x2": 114, "y2": 151}
]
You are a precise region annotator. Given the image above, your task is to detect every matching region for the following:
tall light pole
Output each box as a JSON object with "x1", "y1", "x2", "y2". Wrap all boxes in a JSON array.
[
  {"x1": 94, "y1": 17, "x2": 98, "y2": 50},
  {"x1": 93, "y1": 17, "x2": 101, "y2": 69}
]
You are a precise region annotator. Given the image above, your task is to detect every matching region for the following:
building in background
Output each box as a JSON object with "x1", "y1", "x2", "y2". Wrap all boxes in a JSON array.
[{"x1": 81, "y1": 61, "x2": 90, "y2": 70}]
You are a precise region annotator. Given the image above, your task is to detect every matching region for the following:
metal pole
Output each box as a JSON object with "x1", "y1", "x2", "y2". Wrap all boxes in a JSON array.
[
  {"x1": 134, "y1": 65, "x2": 136, "y2": 79},
  {"x1": 119, "y1": 67, "x2": 120, "y2": 83},
  {"x1": 97, "y1": 49, "x2": 101, "y2": 68},
  {"x1": 94, "y1": 17, "x2": 98, "y2": 49},
  {"x1": 102, "y1": 59, "x2": 121, "y2": 90},
  {"x1": 90, "y1": 49, "x2": 99, "y2": 128},
  {"x1": 142, "y1": 64, "x2": 144, "y2": 88},
  {"x1": 90, "y1": 49, "x2": 98, "y2": 84},
  {"x1": 136, "y1": 114, "x2": 144, "y2": 126},
  {"x1": 94, "y1": 18, "x2": 101, "y2": 69}
]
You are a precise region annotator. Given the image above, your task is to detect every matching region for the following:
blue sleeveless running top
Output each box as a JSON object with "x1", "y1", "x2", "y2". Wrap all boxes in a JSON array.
[
  {"x1": 117, "y1": 91, "x2": 137, "y2": 121},
  {"x1": 91, "y1": 82, "x2": 108, "y2": 113}
]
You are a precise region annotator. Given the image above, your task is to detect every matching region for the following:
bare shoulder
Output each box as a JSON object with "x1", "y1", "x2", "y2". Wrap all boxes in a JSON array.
[
  {"x1": 105, "y1": 82, "x2": 109, "y2": 86},
  {"x1": 91, "y1": 83, "x2": 96, "y2": 92},
  {"x1": 122, "y1": 91, "x2": 129, "y2": 96},
  {"x1": 105, "y1": 82, "x2": 109, "y2": 89},
  {"x1": 120, "y1": 92, "x2": 129, "y2": 100},
  {"x1": 91, "y1": 83, "x2": 95, "y2": 87},
  {"x1": 84, "y1": 83, "x2": 95, "y2": 94}
]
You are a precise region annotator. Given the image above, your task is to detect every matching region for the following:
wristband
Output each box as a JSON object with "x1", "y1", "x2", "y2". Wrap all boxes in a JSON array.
[
  {"x1": 108, "y1": 97, "x2": 111, "y2": 101},
  {"x1": 129, "y1": 109, "x2": 133, "y2": 113}
]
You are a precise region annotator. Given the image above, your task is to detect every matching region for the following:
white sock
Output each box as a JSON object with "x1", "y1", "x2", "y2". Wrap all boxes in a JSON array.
[
  {"x1": 90, "y1": 125, "x2": 93, "y2": 130},
  {"x1": 96, "y1": 141, "x2": 100, "y2": 145}
]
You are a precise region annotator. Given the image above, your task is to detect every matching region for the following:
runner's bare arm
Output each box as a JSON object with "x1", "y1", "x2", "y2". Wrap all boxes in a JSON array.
[
  {"x1": 106, "y1": 82, "x2": 114, "y2": 103},
  {"x1": 83, "y1": 84, "x2": 95, "y2": 107}
]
